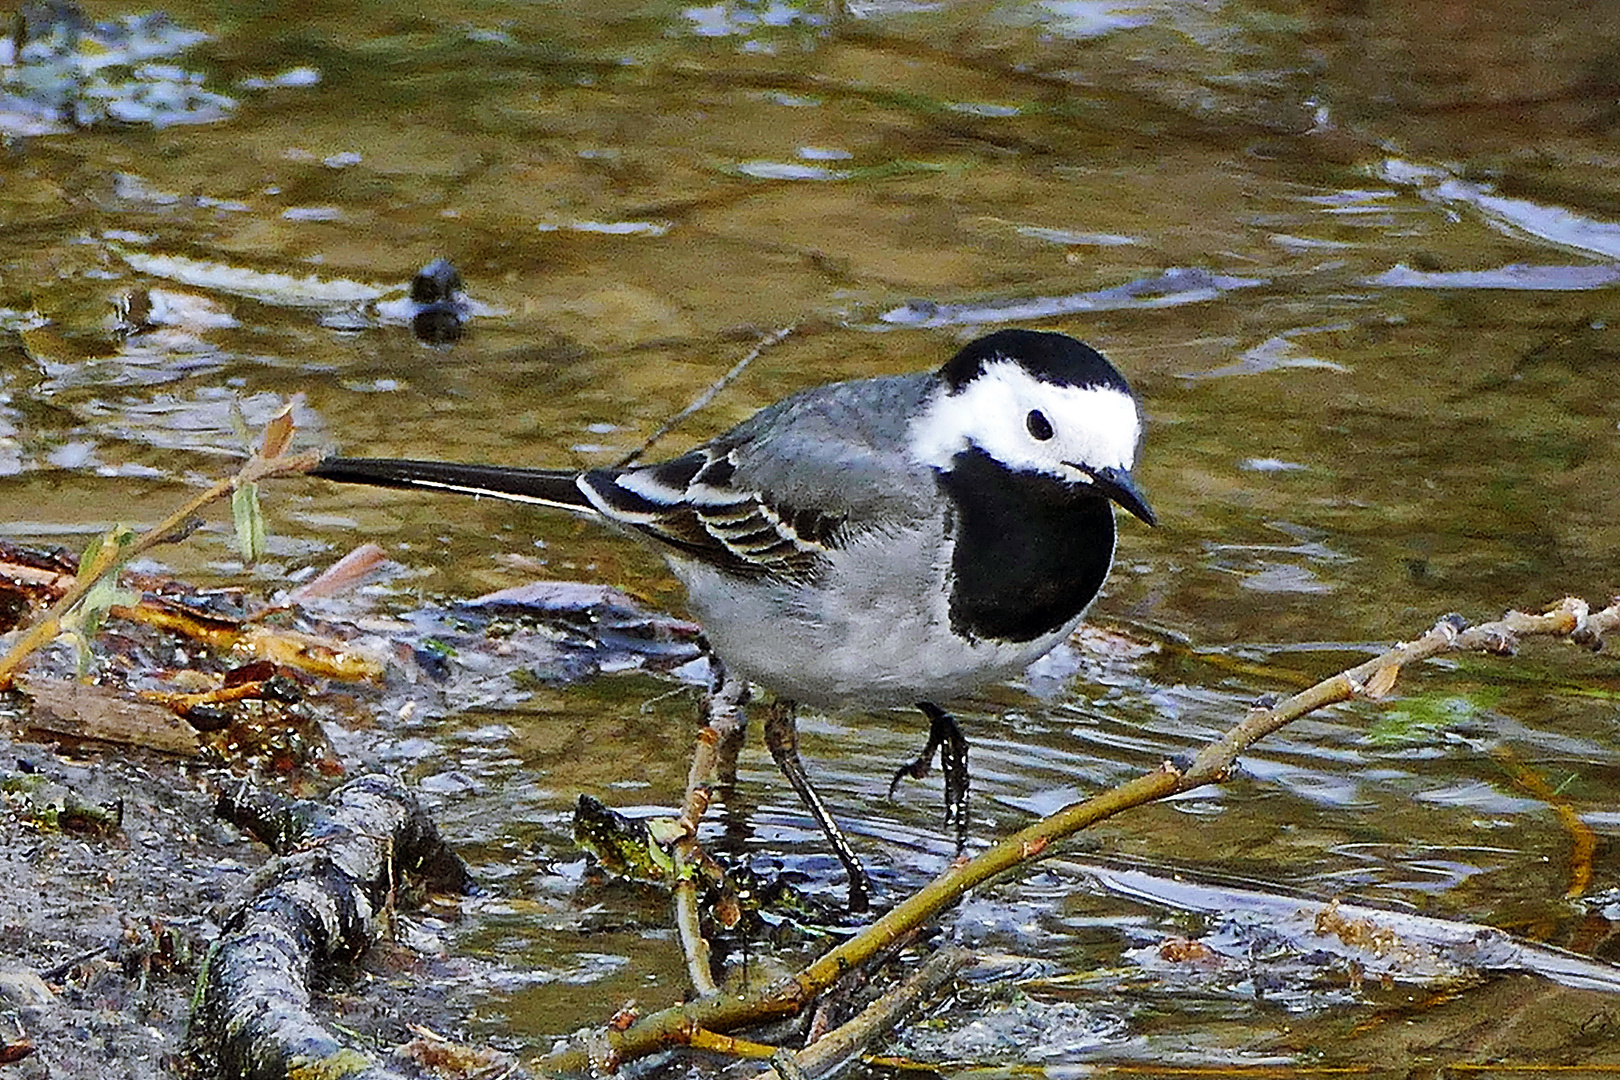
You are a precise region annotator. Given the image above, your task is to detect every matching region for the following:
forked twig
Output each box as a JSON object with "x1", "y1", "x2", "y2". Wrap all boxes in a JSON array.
[
  {"x1": 674, "y1": 725, "x2": 724, "y2": 997},
  {"x1": 770, "y1": 946, "x2": 969, "y2": 1080},
  {"x1": 671, "y1": 670, "x2": 752, "y2": 995},
  {"x1": 538, "y1": 595, "x2": 1620, "y2": 1076}
]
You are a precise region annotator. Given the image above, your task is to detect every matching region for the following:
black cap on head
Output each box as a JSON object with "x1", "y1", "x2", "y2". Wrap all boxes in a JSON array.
[{"x1": 938, "y1": 329, "x2": 1130, "y2": 395}]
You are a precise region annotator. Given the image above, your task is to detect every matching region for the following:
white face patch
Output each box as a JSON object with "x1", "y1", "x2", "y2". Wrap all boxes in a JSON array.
[{"x1": 909, "y1": 359, "x2": 1143, "y2": 480}]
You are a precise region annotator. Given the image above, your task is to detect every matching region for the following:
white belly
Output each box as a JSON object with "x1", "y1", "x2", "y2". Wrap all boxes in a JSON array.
[{"x1": 669, "y1": 523, "x2": 1094, "y2": 708}]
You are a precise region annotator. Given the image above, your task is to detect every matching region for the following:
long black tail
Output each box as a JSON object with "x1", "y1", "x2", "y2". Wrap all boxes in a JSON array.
[{"x1": 310, "y1": 457, "x2": 594, "y2": 512}]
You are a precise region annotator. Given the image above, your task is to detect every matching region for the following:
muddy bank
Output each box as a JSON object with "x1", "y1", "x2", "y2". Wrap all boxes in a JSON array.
[
  {"x1": 0, "y1": 725, "x2": 252, "y2": 1079},
  {"x1": 0, "y1": 726, "x2": 479, "y2": 1080}
]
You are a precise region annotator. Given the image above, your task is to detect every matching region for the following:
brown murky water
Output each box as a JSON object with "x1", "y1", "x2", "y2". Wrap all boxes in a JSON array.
[{"x1": 3, "y1": 0, "x2": 1620, "y2": 1074}]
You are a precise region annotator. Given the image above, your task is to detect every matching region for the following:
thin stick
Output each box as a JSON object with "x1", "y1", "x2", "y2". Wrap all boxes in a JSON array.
[
  {"x1": 675, "y1": 725, "x2": 722, "y2": 996},
  {"x1": 1489, "y1": 745, "x2": 1596, "y2": 899},
  {"x1": 614, "y1": 324, "x2": 796, "y2": 467},
  {"x1": 0, "y1": 439, "x2": 321, "y2": 690},
  {"x1": 538, "y1": 595, "x2": 1620, "y2": 1075},
  {"x1": 672, "y1": 665, "x2": 753, "y2": 996},
  {"x1": 684, "y1": 1029, "x2": 779, "y2": 1059},
  {"x1": 776, "y1": 946, "x2": 969, "y2": 1080}
]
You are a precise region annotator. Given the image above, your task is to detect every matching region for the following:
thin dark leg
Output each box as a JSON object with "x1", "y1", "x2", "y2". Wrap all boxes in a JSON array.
[
  {"x1": 890, "y1": 703, "x2": 970, "y2": 854},
  {"x1": 762, "y1": 700, "x2": 872, "y2": 912}
]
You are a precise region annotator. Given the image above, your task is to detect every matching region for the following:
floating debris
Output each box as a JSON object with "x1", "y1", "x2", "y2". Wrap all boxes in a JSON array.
[{"x1": 399, "y1": 258, "x2": 470, "y2": 345}]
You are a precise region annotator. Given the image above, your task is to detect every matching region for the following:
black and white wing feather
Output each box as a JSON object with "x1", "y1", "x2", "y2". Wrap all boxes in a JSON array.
[
  {"x1": 581, "y1": 448, "x2": 848, "y2": 583},
  {"x1": 580, "y1": 372, "x2": 941, "y2": 584},
  {"x1": 313, "y1": 371, "x2": 941, "y2": 588}
]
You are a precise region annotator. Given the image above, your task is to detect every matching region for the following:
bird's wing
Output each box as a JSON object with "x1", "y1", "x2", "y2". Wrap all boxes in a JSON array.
[
  {"x1": 579, "y1": 447, "x2": 839, "y2": 581},
  {"x1": 581, "y1": 374, "x2": 941, "y2": 584}
]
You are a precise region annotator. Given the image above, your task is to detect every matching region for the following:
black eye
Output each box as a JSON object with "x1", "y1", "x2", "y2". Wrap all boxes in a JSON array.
[{"x1": 1026, "y1": 409, "x2": 1054, "y2": 441}]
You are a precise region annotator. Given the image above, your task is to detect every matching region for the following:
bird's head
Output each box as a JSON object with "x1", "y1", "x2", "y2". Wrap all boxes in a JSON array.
[{"x1": 909, "y1": 329, "x2": 1156, "y2": 526}]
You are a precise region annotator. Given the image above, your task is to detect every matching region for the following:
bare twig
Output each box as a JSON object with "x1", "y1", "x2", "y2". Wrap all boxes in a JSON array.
[
  {"x1": 0, "y1": 436, "x2": 322, "y2": 690},
  {"x1": 1181, "y1": 599, "x2": 1617, "y2": 787},
  {"x1": 1489, "y1": 745, "x2": 1596, "y2": 899},
  {"x1": 614, "y1": 324, "x2": 797, "y2": 467},
  {"x1": 774, "y1": 947, "x2": 969, "y2": 1080},
  {"x1": 672, "y1": 665, "x2": 752, "y2": 996},
  {"x1": 674, "y1": 725, "x2": 723, "y2": 996},
  {"x1": 684, "y1": 1029, "x2": 779, "y2": 1059},
  {"x1": 537, "y1": 595, "x2": 1620, "y2": 1075}
]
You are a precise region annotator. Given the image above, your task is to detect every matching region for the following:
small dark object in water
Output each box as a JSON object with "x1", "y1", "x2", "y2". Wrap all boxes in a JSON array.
[{"x1": 408, "y1": 258, "x2": 469, "y2": 344}]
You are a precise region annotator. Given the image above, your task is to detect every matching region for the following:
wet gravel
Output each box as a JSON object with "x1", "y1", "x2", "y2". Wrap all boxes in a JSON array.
[{"x1": 0, "y1": 727, "x2": 257, "y2": 1080}]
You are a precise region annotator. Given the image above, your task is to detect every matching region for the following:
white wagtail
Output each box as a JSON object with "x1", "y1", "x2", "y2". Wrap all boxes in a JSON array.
[{"x1": 311, "y1": 328, "x2": 1155, "y2": 909}]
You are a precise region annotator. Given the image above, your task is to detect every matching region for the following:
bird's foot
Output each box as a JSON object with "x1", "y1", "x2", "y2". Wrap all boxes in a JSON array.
[
  {"x1": 897, "y1": 703, "x2": 971, "y2": 853},
  {"x1": 888, "y1": 746, "x2": 938, "y2": 794}
]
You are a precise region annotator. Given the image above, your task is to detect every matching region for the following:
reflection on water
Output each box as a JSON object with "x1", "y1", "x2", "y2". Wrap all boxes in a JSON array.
[{"x1": 3, "y1": 0, "x2": 1619, "y2": 1069}]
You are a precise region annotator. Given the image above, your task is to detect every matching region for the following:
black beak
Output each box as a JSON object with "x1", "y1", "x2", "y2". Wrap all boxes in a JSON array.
[{"x1": 1084, "y1": 465, "x2": 1156, "y2": 527}]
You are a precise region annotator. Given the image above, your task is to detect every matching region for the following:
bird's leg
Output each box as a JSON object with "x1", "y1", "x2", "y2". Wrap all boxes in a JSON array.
[
  {"x1": 890, "y1": 703, "x2": 970, "y2": 854},
  {"x1": 761, "y1": 700, "x2": 873, "y2": 912},
  {"x1": 933, "y1": 705, "x2": 970, "y2": 854}
]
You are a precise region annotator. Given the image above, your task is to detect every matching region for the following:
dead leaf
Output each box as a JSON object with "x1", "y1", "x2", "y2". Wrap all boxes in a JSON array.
[
  {"x1": 258, "y1": 400, "x2": 297, "y2": 460},
  {"x1": 282, "y1": 543, "x2": 388, "y2": 605}
]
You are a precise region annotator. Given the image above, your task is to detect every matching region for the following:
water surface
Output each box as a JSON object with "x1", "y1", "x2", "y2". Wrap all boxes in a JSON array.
[{"x1": 2, "y1": 0, "x2": 1619, "y2": 1072}]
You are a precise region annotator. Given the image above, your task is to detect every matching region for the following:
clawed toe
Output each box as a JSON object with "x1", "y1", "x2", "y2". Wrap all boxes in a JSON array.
[{"x1": 895, "y1": 703, "x2": 970, "y2": 851}]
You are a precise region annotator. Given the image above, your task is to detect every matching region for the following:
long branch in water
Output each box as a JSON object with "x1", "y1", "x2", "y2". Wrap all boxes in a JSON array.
[{"x1": 538, "y1": 595, "x2": 1620, "y2": 1075}]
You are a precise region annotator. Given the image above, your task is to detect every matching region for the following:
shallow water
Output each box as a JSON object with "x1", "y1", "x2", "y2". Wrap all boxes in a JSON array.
[{"x1": 3, "y1": 0, "x2": 1619, "y2": 1072}]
